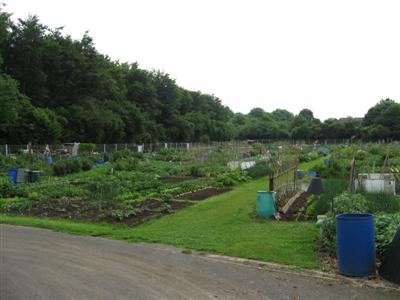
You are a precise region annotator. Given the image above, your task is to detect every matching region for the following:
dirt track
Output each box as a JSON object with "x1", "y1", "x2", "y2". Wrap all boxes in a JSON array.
[{"x1": 1, "y1": 224, "x2": 399, "y2": 300}]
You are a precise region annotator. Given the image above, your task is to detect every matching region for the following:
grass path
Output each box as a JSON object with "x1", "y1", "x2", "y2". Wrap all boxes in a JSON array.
[{"x1": 0, "y1": 158, "x2": 324, "y2": 269}]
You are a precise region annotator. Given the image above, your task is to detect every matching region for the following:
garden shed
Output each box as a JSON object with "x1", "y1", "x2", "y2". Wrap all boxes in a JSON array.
[{"x1": 354, "y1": 173, "x2": 397, "y2": 195}]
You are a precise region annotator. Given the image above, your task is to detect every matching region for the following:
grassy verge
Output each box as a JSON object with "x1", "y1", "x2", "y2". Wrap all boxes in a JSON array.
[{"x1": 1, "y1": 157, "x2": 324, "y2": 269}]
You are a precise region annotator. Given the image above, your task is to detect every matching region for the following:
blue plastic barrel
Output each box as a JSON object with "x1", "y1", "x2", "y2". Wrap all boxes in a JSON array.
[
  {"x1": 308, "y1": 171, "x2": 317, "y2": 177},
  {"x1": 336, "y1": 214, "x2": 375, "y2": 277},
  {"x1": 256, "y1": 191, "x2": 276, "y2": 218},
  {"x1": 7, "y1": 169, "x2": 17, "y2": 184}
]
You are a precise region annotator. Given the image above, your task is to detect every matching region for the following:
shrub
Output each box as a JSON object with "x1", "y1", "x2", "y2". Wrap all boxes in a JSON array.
[
  {"x1": 318, "y1": 192, "x2": 399, "y2": 259},
  {"x1": 79, "y1": 143, "x2": 96, "y2": 154},
  {"x1": 216, "y1": 170, "x2": 249, "y2": 187},
  {"x1": 318, "y1": 192, "x2": 368, "y2": 255},
  {"x1": 246, "y1": 162, "x2": 268, "y2": 179},
  {"x1": 375, "y1": 213, "x2": 400, "y2": 257},
  {"x1": 190, "y1": 166, "x2": 205, "y2": 177},
  {"x1": 332, "y1": 192, "x2": 369, "y2": 214},
  {"x1": 0, "y1": 176, "x2": 13, "y2": 198},
  {"x1": 306, "y1": 178, "x2": 347, "y2": 217},
  {"x1": 112, "y1": 157, "x2": 137, "y2": 171},
  {"x1": 0, "y1": 198, "x2": 32, "y2": 213},
  {"x1": 81, "y1": 158, "x2": 93, "y2": 171},
  {"x1": 299, "y1": 152, "x2": 319, "y2": 163},
  {"x1": 156, "y1": 148, "x2": 180, "y2": 162},
  {"x1": 311, "y1": 159, "x2": 344, "y2": 178},
  {"x1": 108, "y1": 207, "x2": 144, "y2": 221},
  {"x1": 87, "y1": 178, "x2": 120, "y2": 207},
  {"x1": 364, "y1": 193, "x2": 400, "y2": 213},
  {"x1": 52, "y1": 157, "x2": 94, "y2": 176},
  {"x1": 110, "y1": 150, "x2": 131, "y2": 162}
]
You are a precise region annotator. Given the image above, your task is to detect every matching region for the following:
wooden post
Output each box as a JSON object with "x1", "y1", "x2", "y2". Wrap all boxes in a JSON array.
[
  {"x1": 269, "y1": 172, "x2": 274, "y2": 191},
  {"x1": 348, "y1": 158, "x2": 356, "y2": 192}
]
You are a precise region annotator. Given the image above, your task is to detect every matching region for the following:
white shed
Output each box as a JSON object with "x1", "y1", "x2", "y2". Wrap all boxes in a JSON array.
[{"x1": 355, "y1": 173, "x2": 396, "y2": 195}]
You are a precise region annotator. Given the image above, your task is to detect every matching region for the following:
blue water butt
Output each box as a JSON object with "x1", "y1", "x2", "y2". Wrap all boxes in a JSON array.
[
  {"x1": 336, "y1": 214, "x2": 375, "y2": 277},
  {"x1": 256, "y1": 191, "x2": 276, "y2": 218},
  {"x1": 7, "y1": 169, "x2": 17, "y2": 184},
  {"x1": 308, "y1": 171, "x2": 317, "y2": 177},
  {"x1": 46, "y1": 155, "x2": 53, "y2": 165}
]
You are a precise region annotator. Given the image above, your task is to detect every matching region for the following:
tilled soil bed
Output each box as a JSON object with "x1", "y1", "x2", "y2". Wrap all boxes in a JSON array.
[
  {"x1": 8, "y1": 198, "x2": 192, "y2": 227},
  {"x1": 278, "y1": 192, "x2": 311, "y2": 221},
  {"x1": 178, "y1": 187, "x2": 232, "y2": 201}
]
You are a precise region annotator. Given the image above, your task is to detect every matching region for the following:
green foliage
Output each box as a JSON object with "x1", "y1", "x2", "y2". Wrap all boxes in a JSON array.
[
  {"x1": 246, "y1": 162, "x2": 268, "y2": 179},
  {"x1": 299, "y1": 152, "x2": 319, "y2": 163},
  {"x1": 216, "y1": 170, "x2": 250, "y2": 187},
  {"x1": 155, "y1": 148, "x2": 180, "y2": 162},
  {"x1": 52, "y1": 157, "x2": 94, "y2": 176},
  {"x1": 79, "y1": 143, "x2": 96, "y2": 153},
  {"x1": 19, "y1": 181, "x2": 87, "y2": 200},
  {"x1": 332, "y1": 192, "x2": 369, "y2": 214},
  {"x1": 311, "y1": 158, "x2": 344, "y2": 178},
  {"x1": 0, "y1": 5, "x2": 399, "y2": 142},
  {"x1": 190, "y1": 166, "x2": 205, "y2": 177},
  {"x1": 108, "y1": 207, "x2": 144, "y2": 221},
  {"x1": 87, "y1": 178, "x2": 120, "y2": 205},
  {"x1": 0, "y1": 198, "x2": 32, "y2": 213},
  {"x1": 318, "y1": 191, "x2": 400, "y2": 259},
  {"x1": 375, "y1": 213, "x2": 400, "y2": 257},
  {"x1": 363, "y1": 193, "x2": 400, "y2": 213},
  {"x1": 112, "y1": 157, "x2": 137, "y2": 171},
  {"x1": 306, "y1": 178, "x2": 347, "y2": 216},
  {"x1": 0, "y1": 176, "x2": 13, "y2": 198},
  {"x1": 110, "y1": 150, "x2": 131, "y2": 162}
]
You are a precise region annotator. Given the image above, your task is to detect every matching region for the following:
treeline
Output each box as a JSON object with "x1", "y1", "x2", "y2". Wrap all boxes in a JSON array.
[{"x1": 0, "y1": 8, "x2": 399, "y2": 144}]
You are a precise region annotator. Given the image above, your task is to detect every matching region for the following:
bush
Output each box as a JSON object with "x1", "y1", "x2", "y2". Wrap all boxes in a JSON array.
[
  {"x1": 0, "y1": 198, "x2": 32, "y2": 213},
  {"x1": 311, "y1": 158, "x2": 344, "y2": 178},
  {"x1": 299, "y1": 152, "x2": 319, "y2": 163},
  {"x1": 81, "y1": 158, "x2": 93, "y2": 171},
  {"x1": 112, "y1": 157, "x2": 137, "y2": 171},
  {"x1": 318, "y1": 192, "x2": 369, "y2": 255},
  {"x1": 375, "y1": 213, "x2": 400, "y2": 257},
  {"x1": 52, "y1": 157, "x2": 94, "y2": 176},
  {"x1": 364, "y1": 193, "x2": 400, "y2": 213},
  {"x1": 246, "y1": 162, "x2": 268, "y2": 179},
  {"x1": 216, "y1": 170, "x2": 249, "y2": 187},
  {"x1": 190, "y1": 166, "x2": 205, "y2": 177},
  {"x1": 332, "y1": 192, "x2": 369, "y2": 214},
  {"x1": 318, "y1": 192, "x2": 399, "y2": 260},
  {"x1": 0, "y1": 176, "x2": 13, "y2": 198},
  {"x1": 79, "y1": 143, "x2": 96, "y2": 154},
  {"x1": 110, "y1": 150, "x2": 131, "y2": 162},
  {"x1": 306, "y1": 178, "x2": 347, "y2": 217},
  {"x1": 87, "y1": 178, "x2": 120, "y2": 206},
  {"x1": 108, "y1": 207, "x2": 144, "y2": 221},
  {"x1": 156, "y1": 148, "x2": 180, "y2": 162}
]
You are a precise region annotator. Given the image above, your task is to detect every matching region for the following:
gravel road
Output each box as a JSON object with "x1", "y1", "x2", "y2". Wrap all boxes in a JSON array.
[{"x1": 1, "y1": 224, "x2": 399, "y2": 299}]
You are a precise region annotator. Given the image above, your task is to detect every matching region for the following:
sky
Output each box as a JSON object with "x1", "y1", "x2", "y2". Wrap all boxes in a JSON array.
[{"x1": 5, "y1": 0, "x2": 400, "y2": 120}]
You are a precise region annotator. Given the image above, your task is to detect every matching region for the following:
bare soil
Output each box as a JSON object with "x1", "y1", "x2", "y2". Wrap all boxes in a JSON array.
[
  {"x1": 279, "y1": 192, "x2": 310, "y2": 221},
  {"x1": 14, "y1": 198, "x2": 192, "y2": 227}
]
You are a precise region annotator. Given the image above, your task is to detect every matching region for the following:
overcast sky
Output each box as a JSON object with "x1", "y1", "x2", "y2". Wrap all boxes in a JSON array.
[{"x1": 6, "y1": 0, "x2": 400, "y2": 120}]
